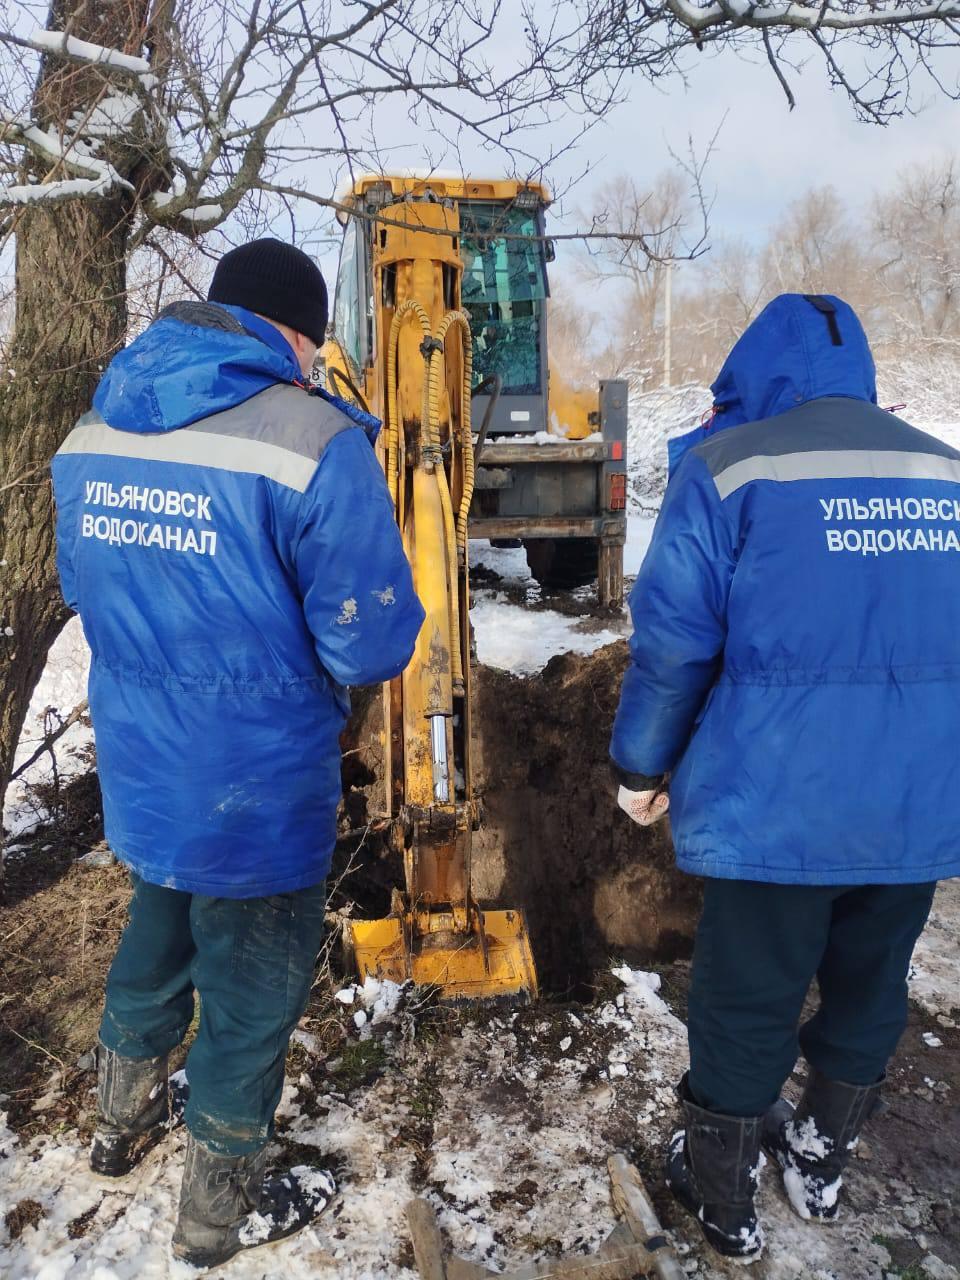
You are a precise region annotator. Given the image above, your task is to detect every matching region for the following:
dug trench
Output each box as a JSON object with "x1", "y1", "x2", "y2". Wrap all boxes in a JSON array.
[{"x1": 336, "y1": 639, "x2": 702, "y2": 997}]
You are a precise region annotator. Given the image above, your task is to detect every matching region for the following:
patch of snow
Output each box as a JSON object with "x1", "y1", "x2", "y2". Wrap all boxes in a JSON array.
[
  {"x1": 470, "y1": 594, "x2": 625, "y2": 675},
  {"x1": 291, "y1": 1029, "x2": 320, "y2": 1055},
  {"x1": 237, "y1": 1211, "x2": 273, "y2": 1245},
  {"x1": 469, "y1": 539, "x2": 532, "y2": 585},
  {"x1": 334, "y1": 976, "x2": 407, "y2": 1034},
  {"x1": 611, "y1": 965, "x2": 677, "y2": 1024},
  {"x1": 920, "y1": 1255, "x2": 960, "y2": 1280},
  {"x1": 3, "y1": 617, "x2": 92, "y2": 841},
  {"x1": 923, "y1": 1032, "x2": 944, "y2": 1048},
  {"x1": 489, "y1": 431, "x2": 603, "y2": 446},
  {"x1": 623, "y1": 515, "x2": 656, "y2": 578},
  {"x1": 626, "y1": 383, "x2": 712, "y2": 516}
]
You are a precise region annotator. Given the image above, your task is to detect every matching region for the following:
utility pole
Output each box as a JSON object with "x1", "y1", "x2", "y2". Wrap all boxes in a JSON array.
[{"x1": 663, "y1": 259, "x2": 674, "y2": 388}]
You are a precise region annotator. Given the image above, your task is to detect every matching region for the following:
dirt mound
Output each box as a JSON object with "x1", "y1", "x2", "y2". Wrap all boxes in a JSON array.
[
  {"x1": 338, "y1": 643, "x2": 701, "y2": 996},
  {"x1": 472, "y1": 643, "x2": 700, "y2": 994}
]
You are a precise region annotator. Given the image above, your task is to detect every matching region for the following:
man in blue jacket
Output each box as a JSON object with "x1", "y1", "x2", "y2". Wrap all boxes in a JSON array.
[
  {"x1": 51, "y1": 238, "x2": 424, "y2": 1270},
  {"x1": 611, "y1": 293, "x2": 960, "y2": 1262}
]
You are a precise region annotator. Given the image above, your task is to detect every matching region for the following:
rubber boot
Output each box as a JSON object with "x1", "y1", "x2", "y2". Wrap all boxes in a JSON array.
[
  {"x1": 665, "y1": 1074, "x2": 765, "y2": 1262},
  {"x1": 90, "y1": 1042, "x2": 189, "y2": 1177},
  {"x1": 171, "y1": 1132, "x2": 336, "y2": 1270},
  {"x1": 763, "y1": 1066, "x2": 883, "y2": 1222}
]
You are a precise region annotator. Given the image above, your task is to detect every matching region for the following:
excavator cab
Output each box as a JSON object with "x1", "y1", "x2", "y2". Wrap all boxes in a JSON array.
[{"x1": 324, "y1": 177, "x2": 539, "y2": 1001}]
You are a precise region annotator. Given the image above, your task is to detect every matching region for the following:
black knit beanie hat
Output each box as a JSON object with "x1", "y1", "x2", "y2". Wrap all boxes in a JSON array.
[{"x1": 208, "y1": 238, "x2": 329, "y2": 346}]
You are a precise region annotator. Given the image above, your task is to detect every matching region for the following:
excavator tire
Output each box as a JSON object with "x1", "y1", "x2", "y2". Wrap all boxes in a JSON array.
[{"x1": 524, "y1": 537, "x2": 599, "y2": 591}]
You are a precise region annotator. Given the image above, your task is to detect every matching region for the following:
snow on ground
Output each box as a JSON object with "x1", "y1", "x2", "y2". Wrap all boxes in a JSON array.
[
  {"x1": 911, "y1": 880, "x2": 960, "y2": 1022},
  {"x1": 467, "y1": 517, "x2": 654, "y2": 677},
  {"x1": 3, "y1": 616, "x2": 92, "y2": 842},
  {"x1": 3, "y1": 963, "x2": 957, "y2": 1280},
  {"x1": 0, "y1": 966, "x2": 688, "y2": 1280},
  {"x1": 470, "y1": 593, "x2": 625, "y2": 675}
]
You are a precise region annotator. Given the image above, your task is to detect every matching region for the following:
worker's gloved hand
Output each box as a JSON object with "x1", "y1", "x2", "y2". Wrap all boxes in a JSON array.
[{"x1": 617, "y1": 783, "x2": 670, "y2": 827}]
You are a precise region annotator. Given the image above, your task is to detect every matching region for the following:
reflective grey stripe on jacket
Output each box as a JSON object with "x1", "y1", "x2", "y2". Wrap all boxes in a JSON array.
[
  {"x1": 56, "y1": 382, "x2": 353, "y2": 494},
  {"x1": 696, "y1": 398, "x2": 960, "y2": 501}
]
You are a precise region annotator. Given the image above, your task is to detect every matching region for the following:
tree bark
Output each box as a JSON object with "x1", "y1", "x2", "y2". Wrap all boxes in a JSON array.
[{"x1": 0, "y1": 0, "x2": 148, "y2": 869}]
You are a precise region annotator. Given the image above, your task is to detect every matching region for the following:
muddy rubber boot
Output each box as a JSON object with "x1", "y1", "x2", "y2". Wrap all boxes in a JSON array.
[
  {"x1": 90, "y1": 1042, "x2": 189, "y2": 1177},
  {"x1": 665, "y1": 1074, "x2": 765, "y2": 1262},
  {"x1": 171, "y1": 1132, "x2": 336, "y2": 1271},
  {"x1": 763, "y1": 1066, "x2": 883, "y2": 1222}
]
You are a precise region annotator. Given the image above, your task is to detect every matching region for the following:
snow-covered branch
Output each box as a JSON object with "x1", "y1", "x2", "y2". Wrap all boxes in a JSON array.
[
  {"x1": 0, "y1": 28, "x2": 157, "y2": 88},
  {"x1": 0, "y1": 119, "x2": 134, "y2": 208},
  {"x1": 2, "y1": 0, "x2": 960, "y2": 234},
  {"x1": 664, "y1": 0, "x2": 960, "y2": 35}
]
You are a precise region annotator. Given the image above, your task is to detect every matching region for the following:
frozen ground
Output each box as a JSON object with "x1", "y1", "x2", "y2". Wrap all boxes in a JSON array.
[
  {"x1": 2, "y1": 960, "x2": 958, "y2": 1280},
  {"x1": 911, "y1": 879, "x2": 960, "y2": 1022}
]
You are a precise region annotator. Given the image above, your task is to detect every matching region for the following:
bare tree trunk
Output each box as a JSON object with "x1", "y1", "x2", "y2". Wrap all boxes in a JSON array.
[
  {"x1": 0, "y1": 199, "x2": 131, "y2": 844},
  {"x1": 0, "y1": 0, "x2": 145, "y2": 870}
]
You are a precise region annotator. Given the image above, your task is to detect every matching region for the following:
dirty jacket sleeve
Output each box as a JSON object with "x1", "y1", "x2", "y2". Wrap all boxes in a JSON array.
[
  {"x1": 293, "y1": 427, "x2": 425, "y2": 687},
  {"x1": 610, "y1": 452, "x2": 737, "y2": 777}
]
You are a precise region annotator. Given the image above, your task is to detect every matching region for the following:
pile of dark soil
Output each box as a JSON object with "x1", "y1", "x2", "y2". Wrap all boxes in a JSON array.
[
  {"x1": 336, "y1": 643, "x2": 701, "y2": 997},
  {"x1": 471, "y1": 642, "x2": 701, "y2": 995}
]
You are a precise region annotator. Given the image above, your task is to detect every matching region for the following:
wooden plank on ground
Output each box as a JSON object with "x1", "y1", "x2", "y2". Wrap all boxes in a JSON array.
[
  {"x1": 447, "y1": 1260, "x2": 499, "y2": 1280},
  {"x1": 494, "y1": 1243, "x2": 655, "y2": 1280},
  {"x1": 407, "y1": 1198, "x2": 448, "y2": 1280},
  {"x1": 607, "y1": 1156, "x2": 687, "y2": 1280}
]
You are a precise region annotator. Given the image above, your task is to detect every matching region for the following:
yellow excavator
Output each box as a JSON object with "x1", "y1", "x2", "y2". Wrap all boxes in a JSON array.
[
  {"x1": 323, "y1": 177, "x2": 685, "y2": 1280},
  {"x1": 323, "y1": 180, "x2": 539, "y2": 1001},
  {"x1": 324, "y1": 176, "x2": 628, "y2": 1002}
]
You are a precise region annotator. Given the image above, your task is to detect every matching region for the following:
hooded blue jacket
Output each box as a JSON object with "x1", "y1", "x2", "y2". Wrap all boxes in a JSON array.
[
  {"x1": 52, "y1": 301, "x2": 424, "y2": 897},
  {"x1": 611, "y1": 293, "x2": 960, "y2": 885}
]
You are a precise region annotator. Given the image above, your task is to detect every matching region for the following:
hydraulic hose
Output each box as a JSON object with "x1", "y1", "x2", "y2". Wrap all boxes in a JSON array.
[
  {"x1": 386, "y1": 300, "x2": 431, "y2": 509},
  {"x1": 386, "y1": 299, "x2": 465, "y2": 695},
  {"x1": 435, "y1": 310, "x2": 475, "y2": 558},
  {"x1": 423, "y1": 336, "x2": 464, "y2": 692}
]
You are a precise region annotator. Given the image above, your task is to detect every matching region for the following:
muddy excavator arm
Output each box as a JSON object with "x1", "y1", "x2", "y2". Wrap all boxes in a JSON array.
[{"x1": 336, "y1": 196, "x2": 537, "y2": 1001}]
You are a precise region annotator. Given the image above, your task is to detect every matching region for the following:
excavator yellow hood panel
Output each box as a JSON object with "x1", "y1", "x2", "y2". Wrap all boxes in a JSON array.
[{"x1": 350, "y1": 909, "x2": 538, "y2": 1002}]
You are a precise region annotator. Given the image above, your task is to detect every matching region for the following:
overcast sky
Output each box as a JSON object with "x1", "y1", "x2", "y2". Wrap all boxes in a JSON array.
[{"x1": 309, "y1": 30, "x2": 960, "y2": 317}]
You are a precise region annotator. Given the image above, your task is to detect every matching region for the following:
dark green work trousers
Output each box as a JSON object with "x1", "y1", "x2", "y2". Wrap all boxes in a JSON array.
[
  {"x1": 99, "y1": 873, "x2": 327, "y2": 1155},
  {"x1": 687, "y1": 879, "x2": 937, "y2": 1117}
]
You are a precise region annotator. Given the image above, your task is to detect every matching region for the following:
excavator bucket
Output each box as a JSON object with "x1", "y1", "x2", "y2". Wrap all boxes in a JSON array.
[{"x1": 349, "y1": 908, "x2": 538, "y2": 1002}]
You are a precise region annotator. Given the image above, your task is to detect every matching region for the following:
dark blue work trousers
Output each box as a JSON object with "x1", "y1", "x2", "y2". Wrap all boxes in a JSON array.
[
  {"x1": 687, "y1": 878, "x2": 937, "y2": 1117},
  {"x1": 99, "y1": 873, "x2": 327, "y2": 1155}
]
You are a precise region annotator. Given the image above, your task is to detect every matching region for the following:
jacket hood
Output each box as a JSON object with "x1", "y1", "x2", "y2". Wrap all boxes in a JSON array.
[
  {"x1": 667, "y1": 293, "x2": 877, "y2": 475},
  {"x1": 93, "y1": 302, "x2": 304, "y2": 434},
  {"x1": 710, "y1": 292, "x2": 877, "y2": 431}
]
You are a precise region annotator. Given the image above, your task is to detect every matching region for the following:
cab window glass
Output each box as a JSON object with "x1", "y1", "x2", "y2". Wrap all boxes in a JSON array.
[
  {"x1": 333, "y1": 217, "x2": 362, "y2": 373},
  {"x1": 459, "y1": 203, "x2": 547, "y2": 396}
]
